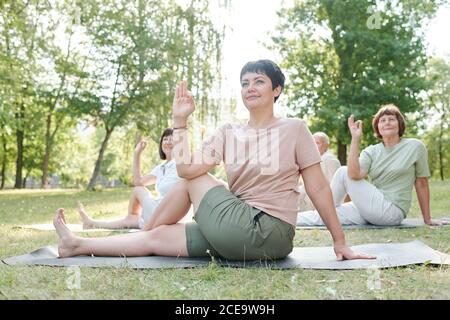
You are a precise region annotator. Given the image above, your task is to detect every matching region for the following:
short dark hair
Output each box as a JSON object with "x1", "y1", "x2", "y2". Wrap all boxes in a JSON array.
[
  {"x1": 372, "y1": 104, "x2": 406, "y2": 139},
  {"x1": 240, "y1": 59, "x2": 285, "y2": 102},
  {"x1": 159, "y1": 128, "x2": 173, "y2": 160}
]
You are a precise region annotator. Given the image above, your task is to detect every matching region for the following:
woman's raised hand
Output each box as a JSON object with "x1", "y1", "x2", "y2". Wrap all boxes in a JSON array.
[
  {"x1": 348, "y1": 115, "x2": 363, "y2": 139},
  {"x1": 172, "y1": 81, "x2": 196, "y2": 122},
  {"x1": 134, "y1": 139, "x2": 147, "y2": 155}
]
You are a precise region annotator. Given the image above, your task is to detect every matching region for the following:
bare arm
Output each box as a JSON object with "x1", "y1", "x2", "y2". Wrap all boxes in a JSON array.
[
  {"x1": 415, "y1": 177, "x2": 449, "y2": 226},
  {"x1": 347, "y1": 115, "x2": 368, "y2": 180},
  {"x1": 172, "y1": 81, "x2": 216, "y2": 179},
  {"x1": 302, "y1": 163, "x2": 375, "y2": 260},
  {"x1": 132, "y1": 140, "x2": 157, "y2": 186}
]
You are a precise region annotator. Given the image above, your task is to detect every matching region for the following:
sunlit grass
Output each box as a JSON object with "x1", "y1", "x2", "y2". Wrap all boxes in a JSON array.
[{"x1": 0, "y1": 181, "x2": 449, "y2": 300}]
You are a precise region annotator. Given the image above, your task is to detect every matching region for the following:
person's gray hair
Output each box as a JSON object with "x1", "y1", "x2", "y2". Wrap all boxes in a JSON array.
[{"x1": 313, "y1": 132, "x2": 330, "y2": 146}]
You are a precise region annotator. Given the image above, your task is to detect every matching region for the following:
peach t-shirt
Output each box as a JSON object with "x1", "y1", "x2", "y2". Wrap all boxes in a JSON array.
[{"x1": 200, "y1": 118, "x2": 321, "y2": 226}]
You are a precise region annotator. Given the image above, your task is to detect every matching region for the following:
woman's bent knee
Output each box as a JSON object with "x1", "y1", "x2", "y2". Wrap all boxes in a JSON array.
[{"x1": 133, "y1": 186, "x2": 148, "y2": 195}]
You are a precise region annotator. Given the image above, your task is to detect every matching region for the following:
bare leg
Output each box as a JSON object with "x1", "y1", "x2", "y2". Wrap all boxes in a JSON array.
[
  {"x1": 55, "y1": 174, "x2": 225, "y2": 258},
  {"x1": 144, "y1": 174, "x2": 225, "y2": 230},
  {"x1": 79, "y1": 187, "x2": 150, "y2": 230},
  {"x1": 127, "y1": 186, "x2": 149, "y2": 216},
  {"x1": 54, "y1": 208, "x2": 188, "y2": 258}
]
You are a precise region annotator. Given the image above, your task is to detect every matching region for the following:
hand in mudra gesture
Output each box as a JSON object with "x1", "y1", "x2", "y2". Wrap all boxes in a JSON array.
[
  {"x1": 134, "y1": 139, "x2": 147, "y2": 155},
  {"x1": 173, "y1": 80, "x2": 196, "y2": 120},
  {"x1": 348, "y1": 115, "x2": 363, "y2": 139}
]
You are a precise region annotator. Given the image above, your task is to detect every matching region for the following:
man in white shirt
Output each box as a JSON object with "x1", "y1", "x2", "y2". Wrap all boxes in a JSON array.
[{"x1": 299, "y1": 132, "x2": 341, "y2": 211}]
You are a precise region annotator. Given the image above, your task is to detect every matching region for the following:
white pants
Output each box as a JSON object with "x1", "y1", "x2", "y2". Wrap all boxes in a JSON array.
[
  {"x1": 138, "y1": 194, "x2": 160, "y2": 229},
  {"x1": 297, "y1": 166, "x2": 404, "y2": 226}
]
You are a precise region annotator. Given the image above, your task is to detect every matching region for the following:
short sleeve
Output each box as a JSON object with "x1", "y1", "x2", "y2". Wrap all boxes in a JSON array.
[
  {"x1": 414, "y1": 140, "x2": 430, "y2": 178},
  {"x1": 296, "y1": 121, "x2": 321, "y2": 171},
  {"x1": 199, "y1": 125, "x2": 226, "y2": 165},
  {"x1": 359, "y1": 146, "x2": 372, "y2": 172},
  {"x1": 150, "y1": 164, "x2": 160, "y2": 178}
]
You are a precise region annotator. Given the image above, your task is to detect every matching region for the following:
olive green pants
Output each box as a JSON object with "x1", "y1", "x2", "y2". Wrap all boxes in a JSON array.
[{"x1": 186, "y1": 185, "x2": 295, "y2": 260}]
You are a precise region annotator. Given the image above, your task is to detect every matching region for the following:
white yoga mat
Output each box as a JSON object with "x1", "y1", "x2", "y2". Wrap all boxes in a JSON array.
[
  {"x1": 297, "y1": 218, "x2": 450, "y2": 230},
  {"x1": 16, "y1": 214, "x2": 194, "y2": 233},
  {"x1": 16, "y1": 224, "x2": 139, "y2": 233}
]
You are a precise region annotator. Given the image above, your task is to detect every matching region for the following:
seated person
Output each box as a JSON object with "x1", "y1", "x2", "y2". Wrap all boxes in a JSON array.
[
  {"x1": 298, "y1": 132, "x2": 341, "y2": 211},
  {"x1": 53, "y1": 59, "x2": 373, "y2": 261},
  {"x1": 79, "y1": 128, "x2": 180, "y2": 229},
  {"x1": 297, "y1": 105, "x2": 449, "y2": 226}
]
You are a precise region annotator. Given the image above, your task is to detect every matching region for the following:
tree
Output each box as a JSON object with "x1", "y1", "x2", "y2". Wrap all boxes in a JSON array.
[
  {"x1": 0, "y1": 0, "x2": 48, "y2": 188},
  {"x1": 71, "y1": 0, "x2": 222, "y2": 190},
  {"x1": 130, "y1": 0, "x2": 223, "y2": 142},
  {"x1": 38, "y1": 0, "x2": 90, "y2": 188},
  {"x1": 274, "y1": 0, "x2": 441, "y2": 163},
  {"x1": 423, "y1": 57, "x2": 450, "y2": 180}
]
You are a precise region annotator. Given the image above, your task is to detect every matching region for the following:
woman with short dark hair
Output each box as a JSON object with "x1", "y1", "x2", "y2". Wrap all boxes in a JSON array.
[{"x1": 53, "y1": 60, "x2": 373, "y2": 261}]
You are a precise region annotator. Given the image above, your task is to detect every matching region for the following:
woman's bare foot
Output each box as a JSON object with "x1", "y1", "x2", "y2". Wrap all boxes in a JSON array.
[
  {"x1": 53, "y1": 208, "x2": 80, "y2": 258},
  {"x1": 78, "y1": 203, "x2": 95, "y2": 229}
]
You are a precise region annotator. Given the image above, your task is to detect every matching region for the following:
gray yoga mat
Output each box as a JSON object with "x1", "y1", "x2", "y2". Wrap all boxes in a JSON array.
[
  {"x1": 296, "y1": 218, "x2": 450, "y2": 230},
  {"x1": 2, "y1": 240, "x2": 449, "y2": 270}
]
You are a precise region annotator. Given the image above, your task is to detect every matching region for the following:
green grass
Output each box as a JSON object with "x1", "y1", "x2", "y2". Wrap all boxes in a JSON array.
[{"x1": 0, "y1": 181, "x2": 449, "y2": 300}]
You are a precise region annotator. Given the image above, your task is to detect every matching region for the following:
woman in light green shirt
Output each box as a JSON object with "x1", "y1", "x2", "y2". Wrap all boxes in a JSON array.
[{"x1": 298, "y1": 104, "x2": 448, "y2": 226}]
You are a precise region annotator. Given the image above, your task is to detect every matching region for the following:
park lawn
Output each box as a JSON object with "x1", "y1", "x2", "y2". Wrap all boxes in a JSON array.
[{"x1": 0, "y1": 181, "x2": 449, "y2": 300}]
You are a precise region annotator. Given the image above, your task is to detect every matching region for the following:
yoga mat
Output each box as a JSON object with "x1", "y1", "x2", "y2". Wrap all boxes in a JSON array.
[
  {"x1": 2, "y1": 240, "x2": 449, "y2": 270},
  {"x1": 15, "y1": 224, "x2": 140, "y2": 233},
  {"x1": 16, "y1": 214, "x2": 194, "y2": 233},
  {"x1": 296, "y1": 218, "x2": 450, "y2": 230}
]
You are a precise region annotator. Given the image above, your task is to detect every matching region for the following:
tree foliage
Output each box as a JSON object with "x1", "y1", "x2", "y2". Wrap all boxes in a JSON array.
[
  {"x1": 274, "y1": 0, "x2": 441, "y2": 162},
  {"x1": 422, "y1": 57, "x2": 450, "y2": 180}
]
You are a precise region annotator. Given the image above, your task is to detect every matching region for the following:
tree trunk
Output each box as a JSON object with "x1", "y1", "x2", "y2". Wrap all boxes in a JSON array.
[
  {"x1": 41, "y1": 112, "x2": 53, "y2": 188},
  {"x1": 438, "y1": 112, "x2": 444, "y2": 181},
  {"x1": 41, "y1": 151, "x2": 50, "y2": 188},
  {"x1": 87, "y1": 128, "x2": 114, "y2": 190},
  {"x1": 14, "y1": 104, "x2": 25, "y2": 189},
  {"x1": 22, "y1": 171, "x2": 29, "y2": 188},
  {"x1": 1, "y1": 135, "x2": 6, "y2": 189},
  {"x1": 337, "y1": 141, "x2": 347, "y2": 165},
  {"x1": 41, "y1": 35, "x2": 70, "y2": 188}
]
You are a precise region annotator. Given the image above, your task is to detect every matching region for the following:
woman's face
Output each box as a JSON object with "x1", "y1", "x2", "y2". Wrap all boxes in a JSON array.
[
  {"x1": 378, "y1": 114, "x2": 400, "y2": 138},
  {"x1": 162, "y1": 135, "x2": 173, "y2": 157},
  {"x1": 240, "y1": 72, "x2": 280, "y2": 110}
]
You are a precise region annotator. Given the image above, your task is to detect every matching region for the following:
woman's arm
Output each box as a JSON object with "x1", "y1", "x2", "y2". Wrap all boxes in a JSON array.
[
  {"x1": 302, "y1": 163, "x2": 375, "y2": 260},
  {"x1": 415, "y1": 177, "x2": 449, "y2": 226},
  {"x1": 347, "y1": 115, "x2": 368, "y2": 180},
  {"x1": 172, "y1": 81, "x2": 216, "y2": 179},
  {"x1": 133, "y1": 140, "x2": 157, "y2": 186}
]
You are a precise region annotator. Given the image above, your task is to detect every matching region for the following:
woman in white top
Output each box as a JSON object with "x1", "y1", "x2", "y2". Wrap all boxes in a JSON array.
[{"x1": 79, "y1": 128, "x2": 180, "y2": 229}]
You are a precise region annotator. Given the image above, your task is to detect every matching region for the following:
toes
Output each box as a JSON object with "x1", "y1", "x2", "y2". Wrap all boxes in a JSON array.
[{"x1": 55, "y1": 208, "x2": 66, "y2": 224}]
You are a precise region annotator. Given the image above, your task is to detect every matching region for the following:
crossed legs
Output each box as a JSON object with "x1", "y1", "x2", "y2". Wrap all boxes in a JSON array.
[
  {"x1": 297, "y1": 166, "x2": 403, "y2": 226},
  {"x1": 54, "y1": 174, "x2": 225, "y2": 258},
  {"x1": 78, "y1": 186, "x2": 152, "y2": 230}
]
